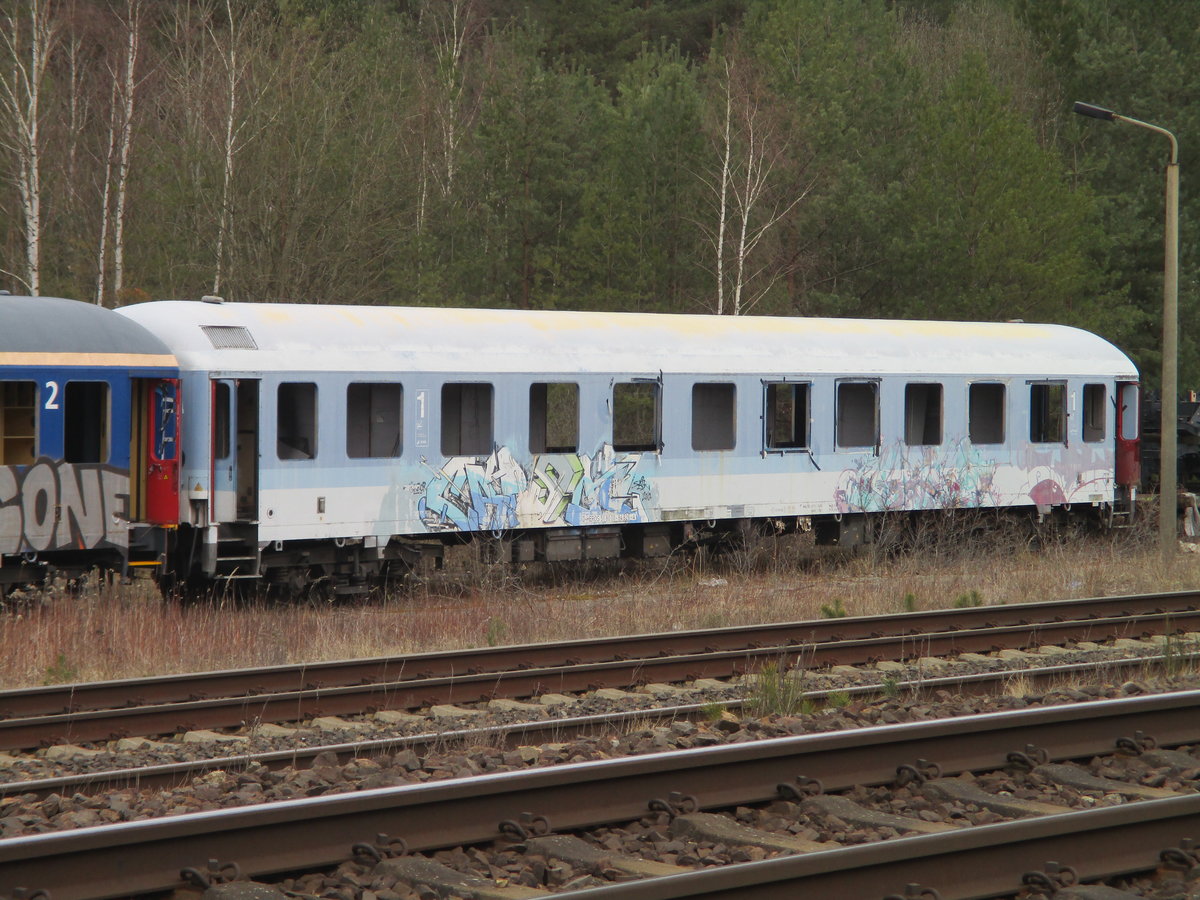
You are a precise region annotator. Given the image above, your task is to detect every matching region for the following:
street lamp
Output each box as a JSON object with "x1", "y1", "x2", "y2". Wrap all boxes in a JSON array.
[{"x1": 1073, "y1": 101, "x2": 1179, "y2": 566}]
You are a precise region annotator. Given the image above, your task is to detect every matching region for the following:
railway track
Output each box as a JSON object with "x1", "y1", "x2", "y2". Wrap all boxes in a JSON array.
[
  {"x1": 5, "y1": 689, "x2": 1200, "y2": 900},
  {"x1": 1, "y1": 650, "x2": 1195, "y2": 802},
  {"x1": 2, "y1": 590, "x2": 1199, "y2": 751}
]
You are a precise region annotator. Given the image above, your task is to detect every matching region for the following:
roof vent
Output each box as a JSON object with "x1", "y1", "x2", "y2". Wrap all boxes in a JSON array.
[
  {"x1": 202, "y1": 325, "x2": 258, "y2": 350},
  {"x1": 201, "y1": 294, "x2": 224, "y2": 304}
]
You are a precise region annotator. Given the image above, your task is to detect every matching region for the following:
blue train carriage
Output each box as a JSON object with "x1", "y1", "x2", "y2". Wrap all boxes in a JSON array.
[
  {"x1": 0, "y1": 296, "x2": 180, "y2": 591},
  {"x1": 117, "y1": 299, "x2": 1139, "y2": 596}
]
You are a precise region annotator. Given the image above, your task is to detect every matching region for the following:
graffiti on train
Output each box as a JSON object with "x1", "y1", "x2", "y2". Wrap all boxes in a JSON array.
[
  {"x1": 418, "y1": 445, "x2": 653, "y2": 532},
  {"x1": 0, "y1": 460, "x2": 130, "y2": 554}
]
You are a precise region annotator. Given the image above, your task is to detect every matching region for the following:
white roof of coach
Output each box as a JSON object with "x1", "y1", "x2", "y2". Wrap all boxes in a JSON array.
[{"x1": 115, "y1": 301, "x2": 1138, "y2": 380}]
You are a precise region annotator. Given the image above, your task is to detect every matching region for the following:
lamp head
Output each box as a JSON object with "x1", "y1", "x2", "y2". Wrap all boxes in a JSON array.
[{"x1": 1073, "y1": 101, "x2": 1115, "y2": 121}]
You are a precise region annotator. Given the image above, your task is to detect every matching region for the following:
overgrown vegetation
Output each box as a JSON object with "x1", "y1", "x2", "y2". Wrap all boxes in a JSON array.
[
  {"x1": 819, "y1": 598, "x2": 848, "y2": 619},
  {"x1": 0, "y1": 517, "x2": 1186, "y2": 689},
  {"x1": 747, "y1": 662, "x2": 813, "y2": 718},
  {"x1": 0, "y1": 1, "x2": 1195, "y2": 387},
  {"x1": 955, "y1": 590, "x2": 984, "y2": 608}
]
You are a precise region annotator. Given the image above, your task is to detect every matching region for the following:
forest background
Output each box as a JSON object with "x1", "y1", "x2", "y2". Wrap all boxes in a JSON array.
[{"x1": 0, "y1": 0, "x2": 1195, "y2": 389}]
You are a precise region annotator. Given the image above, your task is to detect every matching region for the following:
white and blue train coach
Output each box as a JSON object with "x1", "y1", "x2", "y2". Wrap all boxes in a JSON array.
[{"x1": 108, "y1": 299, "x2": 1140, "y2": 595}]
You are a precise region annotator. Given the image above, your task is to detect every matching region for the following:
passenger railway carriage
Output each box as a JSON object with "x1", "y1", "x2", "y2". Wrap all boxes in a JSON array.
[
  {"x1": 0, "y1": 296, "x2": 179, "y2": 589},
  {"x1": 0, "y1": 295, "x2": 1141, "y2": 595},
  {"x1": 109, "y1": 298, "x2": 1140, "y2": 596}
]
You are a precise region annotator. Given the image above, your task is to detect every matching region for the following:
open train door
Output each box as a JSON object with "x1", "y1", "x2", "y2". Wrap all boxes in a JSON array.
[
  {"x1": 1115, "y1": 381, "x2": 1140, "y2": 488},
  {"x1": 142, "y1": 378, "x2": 180, "y2": 525},
  {"x1": 1113, "y1": 381, "x2": 1140, "y2": 526},
  {"x1": 211, "y1": 378, "x2": 259, "y2": 523}
]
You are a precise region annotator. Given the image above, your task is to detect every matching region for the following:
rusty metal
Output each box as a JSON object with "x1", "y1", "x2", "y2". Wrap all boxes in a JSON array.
[
  {"x1": 1021, "y1": 861, "x2": 1080, "y2": 895},
  {"x1": 4, "y1": 690, "x2": 1200, "y2": 900},
  {"x1": 2, "y1": 589, "x2": 1197, "y2": 719},
  {"x1": 179, "y1": 859, "x2": 240, "y2": 890},
  {"x1": 2, "y1": 611, "x2": 1195, "y2": 751}
]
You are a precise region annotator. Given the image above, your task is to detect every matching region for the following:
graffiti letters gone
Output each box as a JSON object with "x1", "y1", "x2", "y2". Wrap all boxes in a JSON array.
[{"x1": 0, "y1": 459, "x2": 130, "y2": 555}]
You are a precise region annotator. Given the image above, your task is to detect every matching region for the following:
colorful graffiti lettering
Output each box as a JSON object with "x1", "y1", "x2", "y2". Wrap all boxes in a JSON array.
[
  {"x1": 418, "y1": 445, "x2": 654, "y2": 532},
  {"x1": 834, "y1": 440, "x2": 1120, "y2": 515},
  {"x1": 0, "y1": 459, "x2": 130, "y2": 554},
  {"x1": 835, "y1": 440, "x2": 999, "y2": 514}
]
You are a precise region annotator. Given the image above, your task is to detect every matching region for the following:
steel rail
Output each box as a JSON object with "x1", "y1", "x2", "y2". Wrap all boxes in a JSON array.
[
  {"x1": 3, "y1": 689, "x2": 1200, "y2": 900},
  {"x1": 3, "y1": 589, "x2": 1196, "y2": 718},
  {"x1": 2, "y1": 651, "x2": 1194, "y2": 800},
  {"x1": 554, "y1": 795, "x2": 1200, "y2": 899},
  {"x1": 1, "y1": 610, "x2": 1194, "y2": 750}
]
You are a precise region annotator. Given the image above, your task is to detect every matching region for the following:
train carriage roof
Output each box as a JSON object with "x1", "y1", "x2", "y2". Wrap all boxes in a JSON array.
[
  {"x1": 0, "y1": 295, "x2": 176, "y2": 368},
  {"x1": 116, "y1": 301, "x2": 1138, "y2": 380}
]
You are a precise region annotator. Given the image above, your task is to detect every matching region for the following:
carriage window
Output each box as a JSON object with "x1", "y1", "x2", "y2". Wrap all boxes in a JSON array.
[
  {"x1": 64, "y1": 382, "x2": 109, "y2": 463},
  {"x1": 692, "y1": 383, "x2": 736, "y2": 451},
  {"x1": 613, "y1": 382, "x2": 659, "y2": 451},
  {"x1": 347, "y1": 382, "x2": 402, "y2": 458},
  {"x1": 530, "y1": 382, "x2": 578, "y2": 453},
  {"x1": 214, "y1": 382, "x2": 231, "y2": 460},
  {"x1": 0, "y1": 381, "x2": 36, "y2": 465},
  {"x1": 765, "y1": 382, "x2": 809, "y2": 450},
  {"x1": 277, "y1": 382, "x2": 317, "y2": 459},
  {"x1": 1030, "y1": 382, "x2": 1066, "y2": 443},
  {"x1": 836, "y1": 381, "x2": 878, "y2": 448},
  {"x1": 442, "y1": 383, "x2": 493, "y2": 456},
  {"x1": 1082, "y1": 383, "x2": 1106, "y2": 442},
  {"x1": 1120, "y1": 384, "x2": 1139, "y2": 441},
  {"x1": 904, "y1": 383, "x2": 942, "y2": 446},
  {"x1": 969, "y1": 383, "x2": 1005, "y2": 444}
]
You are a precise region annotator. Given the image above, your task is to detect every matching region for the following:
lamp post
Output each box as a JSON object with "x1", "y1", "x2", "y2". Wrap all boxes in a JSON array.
[{"x1": 1073, "y1": 101, "x2": 1179, "y2": 566}]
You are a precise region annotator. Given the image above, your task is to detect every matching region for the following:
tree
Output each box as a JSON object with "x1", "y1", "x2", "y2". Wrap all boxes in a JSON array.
[
  {"x1": 885, "y1": 52, "x2": 1100, "y2": 325},
  {"x1": 463, "y1": 26, "x2": 608, "y2": 308},
  {"x1": 95, "y1": 0, "x2": 143, "y2": 305},
  {"x1": 0, "y1": 0, "x2": 60, "y2": 294},
  {"x1": 1015, "y1": 0, "x2": 1200, "y2": 386},
  {"x1": 567, "y1": 44, "x2": 707, "y2": 312},
  {"x1": 699, "y1": 42, "x2": 810, "y2": 315},
  {"x1": 738, "y1": 0, "x2": 916, "y2": 317}
]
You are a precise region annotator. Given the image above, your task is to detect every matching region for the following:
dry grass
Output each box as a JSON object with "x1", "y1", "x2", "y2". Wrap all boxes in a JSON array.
[{"x1": 2, "y1": 524, "x2": 1196, "y2": 689}]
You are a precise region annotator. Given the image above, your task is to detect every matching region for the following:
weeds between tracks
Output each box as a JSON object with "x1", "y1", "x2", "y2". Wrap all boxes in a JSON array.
[{"x1": 0, "y1": 514, "x2": 1193, "y2": 690}]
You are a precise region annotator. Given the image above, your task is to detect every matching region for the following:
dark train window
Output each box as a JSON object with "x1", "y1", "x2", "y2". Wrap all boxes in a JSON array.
[
  {"x1": 530, "y1": 382, "x2": 578, "y2": 453},
  {"x1": 692, "y1": 383, "x2": 735, "y2": 451},
  {"x1": 64, "y1": 382, "x2": 109, "y2": 463},
  {"x1": 836, "y1": 381, "x2": 878, "y2": 449},
  {"x1": 347, "y1": 382, "x2": 402, "y2": 458},
  {"x1": 277, "y1": 382, "x2": 317, "y2": 459},
  {"x1": 442, "y1": 383, "x2": 493, "y2": 456},
  {"x1": 765, "y1": 382, "x2": 809, "y2": 450},
  {"x1": 613, "y1": 382, "x2": 660, "y2": 452},
  {"x1": 1119, "y1": 383, "x2": 1138, "y2": 441},
  {"x1": 904, "y1": 383, "x2": 942, "y2": 446},
  {"x1": 969, "y1": 383, "x2": 1005, "y2": 444},
  {"x1": 1083, "y1": 383, "x2": 1106, "y2": 442},
  {"x1": 214, "y1": 382, "x2": 231, "y2": 460},
  {"x1": 0, "y1": 381, "x2": 36, "y2": 465},
  {"x1": 1030, "y1": 382, "x2": 1066, "y2": 443}
]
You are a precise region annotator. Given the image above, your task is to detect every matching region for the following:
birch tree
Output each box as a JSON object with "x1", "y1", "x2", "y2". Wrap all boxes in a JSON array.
[
  {"x1": 0, "y1": 0, "x2": 59, "y2": 295},
  {"x1": 96, "y1": 0, "x2": 141, "y2": 305},
  {"x1": 701, "y1": 47, "x2": 809, "y2": 315},
  {"x1": 417, "y1": 0, "x2": 483, "y2": 199},
  {"x1": 110, "y1": 0, "x2": 140, "y2": 301},
  {"x1": 211, "y1": 0, "x2": 249, "y2": 297}
]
